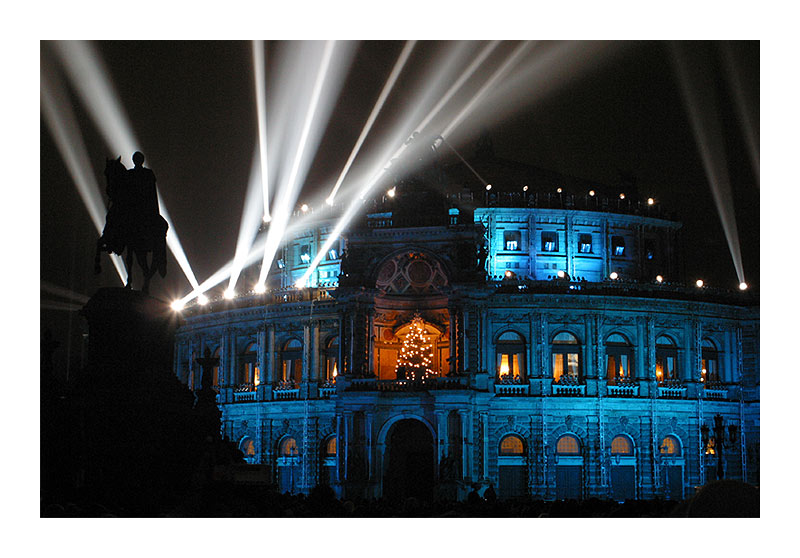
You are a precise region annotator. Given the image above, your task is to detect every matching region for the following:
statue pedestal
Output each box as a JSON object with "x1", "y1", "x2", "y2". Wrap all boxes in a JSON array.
[
  {"x1": 75, "y1": 288, "x2": 197, "y2": 513},
  {"x1": 81, "y1": 287, "x2": 180, "y2": 380}
]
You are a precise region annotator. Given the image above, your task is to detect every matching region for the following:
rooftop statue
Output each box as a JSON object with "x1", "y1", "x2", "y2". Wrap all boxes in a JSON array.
[{"x1": 95, "y1": 152, "x2": 168, "y2": 293}]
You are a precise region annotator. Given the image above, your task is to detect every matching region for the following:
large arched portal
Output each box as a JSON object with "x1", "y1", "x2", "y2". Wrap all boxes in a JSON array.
[{"x1": 383, "y1": 419, "x2": 435, "y2": 502}]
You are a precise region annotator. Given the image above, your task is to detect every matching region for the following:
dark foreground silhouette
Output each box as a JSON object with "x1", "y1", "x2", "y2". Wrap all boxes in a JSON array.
[{"x1": 41, "y1": 479, "x2": 758, "y2": 518}]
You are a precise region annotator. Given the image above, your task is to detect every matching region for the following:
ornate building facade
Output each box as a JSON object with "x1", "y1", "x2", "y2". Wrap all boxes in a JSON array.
[{"x1": 174, "y1": 151, "x2": 759, "y2": 502}]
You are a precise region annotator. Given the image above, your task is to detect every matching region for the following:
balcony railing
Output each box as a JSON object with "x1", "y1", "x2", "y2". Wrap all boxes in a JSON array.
[
  {"x1": 318, "y1": 383, "x2": 337, "y2": 398},
  {"x1": 232, "y1": 384, "x2": 257, "y2": 401},
  {"x1": 607, "y1": 378, "x2": 639, "y2": 397},
  {"x1": 274, "y1": 388, "x2": 300, "y2": 400},
  {"x1": 347, "y1": 376, "x2": 468, "y2": 392},
  {"x1": 703, "y1": 383, "x2": 728, "y2": 400},
  {"x1": 495, "y1": 383, "x2": 530, "y2": 396},
  {"x1": 552, "y1": 377, "x2": 585, "y2": 396}
]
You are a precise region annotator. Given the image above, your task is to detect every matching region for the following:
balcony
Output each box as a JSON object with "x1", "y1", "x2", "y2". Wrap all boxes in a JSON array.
[
  {"x1": 274, "y1": 381, "x2": 299, "y2": 400},
  {"x1": 703, "y1": 383, "x2": 728, "y2": 400},
  {"x1": 318, "y1": 383, "x2": 337, "y2": 398},
  {"x1": 607, "y1": 378, "x2": 639, "y2": 397},
  {"x1": 552, "y1": 377, "x2": 585, "y2": 396},
  {"x1": 494, "y1": 376, "x2": 529, "y2": 396},
  {"x1": 233, "y1": 384, "x2": 257, "y2": 402},
  {"x1": 346, "y1": 376, "x2": 468, "y2": 392},
  {"x1": 658, "y1": 383, "x2": 687, "y2": 398}
]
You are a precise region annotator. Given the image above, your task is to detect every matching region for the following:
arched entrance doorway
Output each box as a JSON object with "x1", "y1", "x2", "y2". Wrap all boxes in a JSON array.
[{"x1": 383, "y1": 419, "x2": 434, "y2": 502}]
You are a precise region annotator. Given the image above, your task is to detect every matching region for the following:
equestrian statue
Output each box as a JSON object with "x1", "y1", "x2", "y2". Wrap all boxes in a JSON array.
[{"x1": 95, "y1": 151, "x2": 168, "y2": 294}]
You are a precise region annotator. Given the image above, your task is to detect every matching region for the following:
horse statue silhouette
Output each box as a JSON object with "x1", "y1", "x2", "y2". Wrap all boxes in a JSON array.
[{"x1": 95, "y1": 152, "x2": 168, "y2": 294}]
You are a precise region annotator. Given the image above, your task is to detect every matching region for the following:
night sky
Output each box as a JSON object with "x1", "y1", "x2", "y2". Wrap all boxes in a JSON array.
[{"x1": 39, "y1": 39, "x2": 758, "y2": 377}]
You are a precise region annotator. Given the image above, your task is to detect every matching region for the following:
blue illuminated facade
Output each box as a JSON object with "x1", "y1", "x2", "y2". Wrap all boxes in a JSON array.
[{"x1": 174, "y1": 161, "x2": 759, "y2": 502}]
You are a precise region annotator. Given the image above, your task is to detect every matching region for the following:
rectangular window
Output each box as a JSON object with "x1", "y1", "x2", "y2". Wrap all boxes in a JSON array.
[
  {"x1": 300, "y1": 245, "x2": 311, "y2": 264},
  {"x1": 542, "y1": 231, "x2": 557, "y2": 252},
  {"x1": 578, "y1": 234, "x2": 592, "y2": 254},
  {"x1": 645, "y1": 239, "x2": 656, "y2": 261},
  {"x1": 327, "y1": 248, "x2": 338, "y2": 261},
  {"x1": 504, "y1": 230, "x2": 521, "y2": 251},
  {"x1": 612, "y1": 236, "x2": 625, "y2": 257}
]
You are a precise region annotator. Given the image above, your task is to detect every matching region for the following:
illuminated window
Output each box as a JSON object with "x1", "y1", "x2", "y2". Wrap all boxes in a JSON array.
[
  {"x1": 500, "y1": 434, "x2": 525, "y2": 455},
  {"x1": 324, "y1": 336, "x2": 339, "y2": 382},
  {"x1": 280, "y1": 437, "x2": 299, "y2": 457},
  {"x1": 660, "y1": 435, "x2": 681, "y2": 456},
  {"x1": 325, "y1": 436, "x2": 337, "y2": 457},
  {"x1": 327, "y1": 248, "x2": 338, "y2": 261},
  {"x1": 542, "y1": 231, "x2": 557, "y2": 252},
  {"x1": 240, "y1": 437, "x2": 256, "y2": 458},
  {"x1": 281, "y1": 338, "x2": 303, "y2": 385},
  {"x1": 701, "y1": 339, "x2": 720, "y2": 383},
  {"x1": 300, "y1": 244, "x2": 311, "y2": 264},
  {"x1": 612, "y1": 236, "x2": 625, "y2": 257},
  {"x1": 578, "y1": 233, "x2": 592, "y2": 253},
  {"x1": 496, "y1": 331, "x2": 526, "y2": 382},
  {"x1": 611, "y1": 435, "x2": 633, "y2": 455},
  {"x1": 552, "y1": 332, "x2": 580, "y2": 383},
  {"x1": 504, "y1": 230, "x2": 521, "y2": 251},
  {"x1": 238, "y1": 343, "x2": 259, "y2": 388},
  {"x1": 212, "y1": 347, "x2": 221, "y2": 388},
  {"x1": 276, "y1": 258, "x2": 285, "y2": 269},
  {"x1": 606, "y1": 333, "x2": 634, "y2": 381},
  {"x1": 655, "y1": 336, "x2": 678, "y2": 382},
  {"x1": 556, "y1": 434, "x2": 581, "y2": 455}
]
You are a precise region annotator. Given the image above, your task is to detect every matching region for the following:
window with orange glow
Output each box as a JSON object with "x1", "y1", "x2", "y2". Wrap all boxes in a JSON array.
[
  {"x1": 325, "y1": 436, "x2": 336, "y2": 456},
  {"x1": 660, "y1": 435, "x2": 680, "y2": 456},
  {"x1": 611, "y1": 435, "x2": 633, "y2": 455},
  {"x1": 240, "y1": 437, "x2": 256, "y2": 457},
  {"x1": 280, "y1": 437, "x2": 298, "y2": 457},
  {"x1": 496, "y1": 331, "x2": 526, "y2": 381},
  {"x1": 552, "y1": 332, "x2": 580, "y2": 382},
  {"x1": 500, "y1": 435, "x2": 525, "y2": 455},
  {"x1": 556, "y1": 435, "x2": 581, "y2": 455}
]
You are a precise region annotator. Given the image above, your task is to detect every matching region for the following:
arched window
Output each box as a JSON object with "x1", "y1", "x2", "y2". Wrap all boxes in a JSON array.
[
  {"x1": 320, "y1": 436, "x2": 337, "y2": 486},
  {"x1": 281, "y1": 339, "x2": 303, "y2": 385},
  {"x1": 611, "y1": 435, "x2": 634, "y2": 455},
  {"x1": 660, "y1": 435, "x2": 682, "y2": 456},
  {"x1": 498, "y1": 434, "x2": 526, "y2": 499},
  {"x1": 238, "y1": 343, "x2": 259, "y2": 389},
  {"x1": 325, "y1": 436, "x2": 337, "y2": 457},
  {"x1": 496, "y1": 331, "x2": 526, "y2": 382},
  {"x1": 556, "y1": 434, "x2": 581, "y2": 455},
  {"x1": 324, "y1": 336, "x2": 339, "y2": 383},
  {"x1": 656, "y1": 336, "x2": 679, "y2": 383},
  {"x1": 606, "y1": 333, "x2": 634, "y2": 382},
  {"x1": 277, "y1": 436, "x2": 300, "y2": 494},
  {"x1": 499, "y1": 434, "x2": 525, "y2": 455},
  {"x1": 701, "y1": 339, "x2": 720, "y2": 384},
  {"x1": 552, "y1": 332, "x2": 580, "y2": 383},
  {"x1": 212, "y1": 347, "x2": 221, "y2": 388},
  {"x1": 239, "y1": 437, "x2": 256, "y2": 463},
  {"x1": 280, "y1": 436, "x2": 299, "y2": 457}
]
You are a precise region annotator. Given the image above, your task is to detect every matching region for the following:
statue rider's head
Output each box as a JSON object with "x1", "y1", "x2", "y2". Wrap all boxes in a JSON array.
[{"x1": 132, "y1": 151, "x2": 145, "y2": 167}]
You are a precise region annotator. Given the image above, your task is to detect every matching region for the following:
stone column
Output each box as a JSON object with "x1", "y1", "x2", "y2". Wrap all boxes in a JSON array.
[
  {"x1": 435, "y1": 411, "x2": 448, "y2": 464},
  {"x1": 459, "y1": 410, "x2": 470, "y2": 481},
  {"x1": 267, "y1": 325, "x2": 276, "y2": 384}
]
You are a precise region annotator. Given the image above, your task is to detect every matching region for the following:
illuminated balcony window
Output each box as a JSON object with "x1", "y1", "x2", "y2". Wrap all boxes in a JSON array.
[
  {"x1": 612, "y1": 236, "x2": 625, "y2": 257},
  {"x1": 504, "y1": 230, "x2": 521, "y2": 251},
  {"x1": 578, "y1": 234, "x2": 592, "y2": 253},
  {"x1": 541, "y1": 231, "x2": 557, "y2": 252}
]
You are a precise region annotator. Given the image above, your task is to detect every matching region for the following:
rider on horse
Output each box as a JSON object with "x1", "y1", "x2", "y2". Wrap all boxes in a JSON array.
[{"x1": 95, "y1": 152, "x2": 168, "y2": 293}]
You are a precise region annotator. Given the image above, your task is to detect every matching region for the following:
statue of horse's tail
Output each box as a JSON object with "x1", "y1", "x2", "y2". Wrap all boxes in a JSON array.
[{"x1": 156, "y1": 216, "x2": 168, "y2": 277}]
